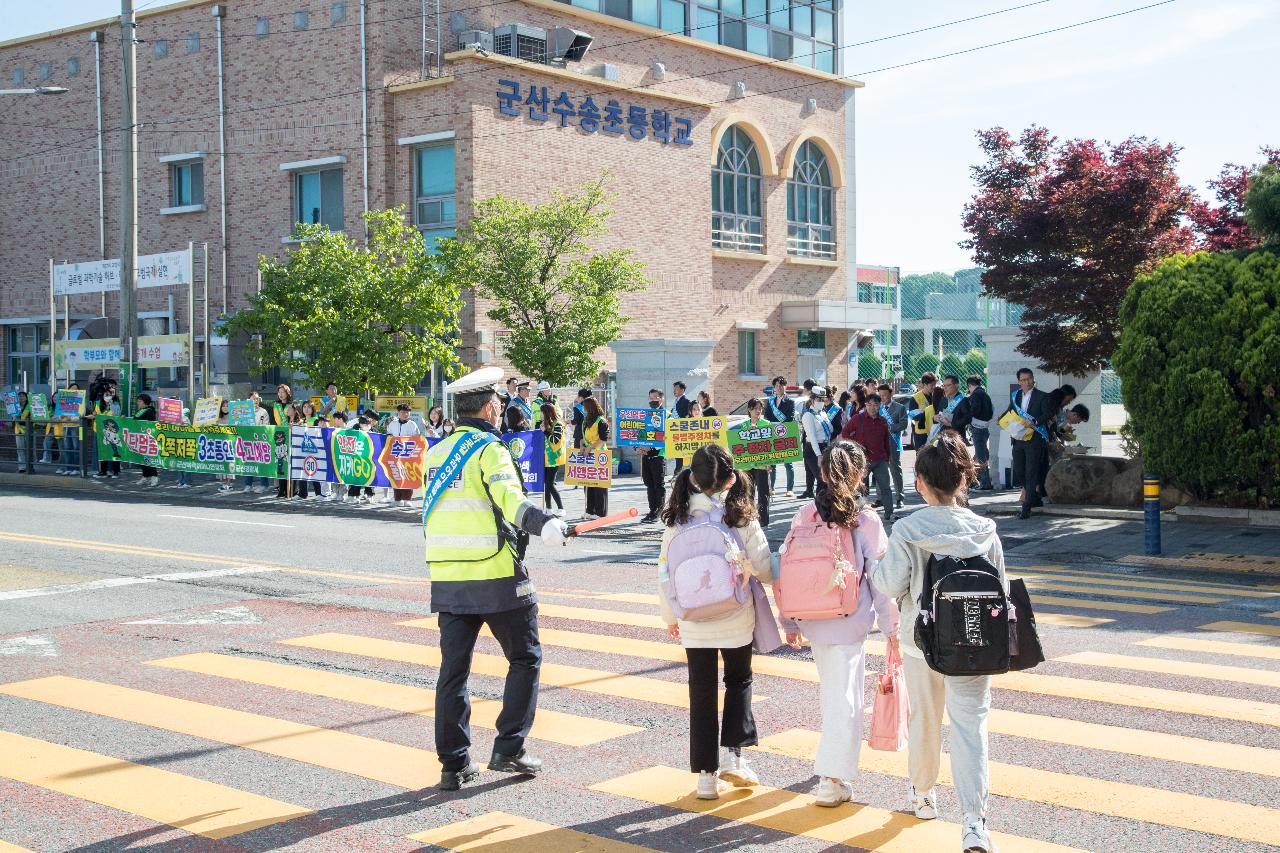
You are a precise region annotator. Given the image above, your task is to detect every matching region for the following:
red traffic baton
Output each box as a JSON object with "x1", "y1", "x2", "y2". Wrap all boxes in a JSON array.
[{"x1": 567, "y1": 507, "x2": 639, "y2": 537}]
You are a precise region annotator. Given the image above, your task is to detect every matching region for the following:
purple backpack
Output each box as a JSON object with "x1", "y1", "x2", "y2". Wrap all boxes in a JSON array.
[{"x1": 660, "y1": 505, "x2": 751, "y2": 622}]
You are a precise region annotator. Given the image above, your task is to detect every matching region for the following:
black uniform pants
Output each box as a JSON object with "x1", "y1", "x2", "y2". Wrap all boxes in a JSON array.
[
  {"x1": 686, "y1": 643, "x2": 757, "y2": 773},
  {"x1": 1012, "y1": 436, "x2": 1048, "y2": 510},
  {"x1": 749, "y1": 468, "x2": 770, "y2": 526},
  {"x1": 435, "y1": 603, "x2": 542, "y2": 771},
  {"x1": 802, "y1": 442, "x2": 825, "y2": 497},
  {"x1": 641, "y1": 452, "x2": 666, "y2": 516}
]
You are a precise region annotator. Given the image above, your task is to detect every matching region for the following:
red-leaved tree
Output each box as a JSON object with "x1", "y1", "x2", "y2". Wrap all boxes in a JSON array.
[
  {"x1": 961, "y1": 126, "x2": 1194, "y2": 374},
  {"x1": 1188, "y1": 147, "x2": 1280, "y2": 251}
]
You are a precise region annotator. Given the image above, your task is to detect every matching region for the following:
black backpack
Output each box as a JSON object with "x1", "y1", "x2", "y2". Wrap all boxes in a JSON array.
[{"x1": 915, "y1": 554, "x2": 1010, "y2": 676}]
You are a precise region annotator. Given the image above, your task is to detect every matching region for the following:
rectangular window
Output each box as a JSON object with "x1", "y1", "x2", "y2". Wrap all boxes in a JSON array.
[
  {"x1": 661, "y1": 0, "x2": 686, "y2": 32},
  {"x1": 332, "y1": 3, "x2": 348, "y2": 23},
  {"x1": 721, "y1": 0, "x2": 743, "y2": 16},
  {"x1": 769, "y1": 30, "x2": 791, "y2": 60},
  {"x1": 256, "y1": 17, "x2": 270, "y2": 37},
  {"x1": 571, "y1": 0, "x2": 603, "y2": 10},
  {"x1": 815, "y1": 43, "x2": 835, "y2": 72},
  {"x1": 633, "y1": 0, "x2": 660, "y2": 27},
  {"x1": 695, "y1": 6, "x2": 719, "y2": 41},
  {"x1": 7, "y1": 326, "x2": 51, "y2": 387},
  {"x1": 746, "y1": 23, "x2": 769, "y2": 54},
  {"x1": 154, "y1": 39, "x2": 168, "y2": 58},
  {"x1": 415, "y1": 144, "x2": 456, "y2": 253},
  {"x1": 814, "y1": 8, "x2": 833, "y2": 41},
  {"x1": 791, "y1": 37, "x2": 815, "y2": 67},
  {"x1": 857, "y1": 283, "x2": 873, "y2": 303},
  {"x1": 170, "y1": 161, "x2": 205, "y2": 207},
  {"x1": 604, "y1": 0, "x2": 629, "y2": 18},
  {"x1": 768, "y1": 0, "x2": 789, "y2": 28},
  {"x1": 791, "y1": 3, "x2": 812, "y2": 36},
  {"x1": 745, "y1": 0, "x2": 765, "y2": 21},
  {"x1": 738, "y1": 330, "x2": 757, "y2": 375},
  {"x1": 722, "y1": 18, "x2": 746, "y2": 50},
  {"x1": 39, "y1": 62, "x2": 52, "y2": 81},
  {"x1": 294, "y1": 167, "x2": 344, "y2": 231},
  {"x1": 67, "y1": 57, "x2": 80, "y2": 76},
  {"x1": 293, "y1": 10, "x2": 310, "y2": 30},
  {"x1": 797, "y1": 330, "x2": 826, "y2": 351},
  {"x1": 12, "y1": 68, "x2": 24, "y2": 87},
  {"x1": 186, "y1": 32, "x2": 201, "y2": 53}
]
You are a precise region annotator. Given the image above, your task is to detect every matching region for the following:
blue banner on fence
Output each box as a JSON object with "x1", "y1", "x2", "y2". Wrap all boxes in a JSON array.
[{"x1": 502, "y1": 429, "x2": 545, "y2": 494}]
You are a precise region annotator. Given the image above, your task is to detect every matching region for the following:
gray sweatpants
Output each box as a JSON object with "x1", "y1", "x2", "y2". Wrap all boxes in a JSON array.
[
  {"x1": 903, "y1": 653, "x2": 991, "y2": 822},
  {"x1": 866, "y1": 459, "x2": 894, "y2": 519}
]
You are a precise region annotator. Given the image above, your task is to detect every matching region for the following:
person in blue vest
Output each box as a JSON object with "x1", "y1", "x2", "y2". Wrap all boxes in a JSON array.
[
  {"x1": 506, "y1": 380, "x2": 534, "y2": 424},
  {"x1": 423, "y1": 367, "x2": 569, "y2": 791},
  {"x1": 764, "y1": 376, "x2": 796, "y2": 497}
]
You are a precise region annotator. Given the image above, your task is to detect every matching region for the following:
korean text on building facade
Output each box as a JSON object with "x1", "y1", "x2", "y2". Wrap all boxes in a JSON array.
[{"x1": 497, "y1": 80, "x2": 693, "y2": 145}]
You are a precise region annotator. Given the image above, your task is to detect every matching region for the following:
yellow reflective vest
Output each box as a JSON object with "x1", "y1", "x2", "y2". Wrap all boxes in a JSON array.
[
  {"x1": 911, "y1": 390, "x2": 936, "y2": 438},
  {"x1": 423, "y1": 424, "x2": 544, "y2": 613}
]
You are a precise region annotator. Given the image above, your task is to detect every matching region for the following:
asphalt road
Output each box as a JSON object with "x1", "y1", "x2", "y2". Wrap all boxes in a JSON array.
[{"x1": 1, "y1": 482, "x2": 1278, "y2": 852}]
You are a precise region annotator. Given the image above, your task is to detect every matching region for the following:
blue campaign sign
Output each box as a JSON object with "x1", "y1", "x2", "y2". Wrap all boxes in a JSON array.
[
  {"x1": 502, "y1": 429, "x2": 546, "y2": 494},
  {"x1": 615, "y1": 407, "x2": 665, "y2": 449},
  {"x1": 496, "y1": 79, "x2": 694, "y2": 146}
]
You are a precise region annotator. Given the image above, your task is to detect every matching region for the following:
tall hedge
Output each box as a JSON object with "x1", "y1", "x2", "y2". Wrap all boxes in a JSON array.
[{"x1": 1113, "y1": 248, "x2": 1280, "y2": 506}]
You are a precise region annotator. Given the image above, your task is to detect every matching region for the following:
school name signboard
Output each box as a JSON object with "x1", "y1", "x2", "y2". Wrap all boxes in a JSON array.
[
  {"x1": 496, "y1": 79, "x2": 694, "y2": 146},
  {"x1": 53, "y1": 249, "x2": 192, "y2": 297},
  {"x1": 664, "y1": 416, "x2": 729, "y2": 460},
  {"x1": 729, "y1": 420, "x2": 802, "y2": 470},
  {"x1": 615, "y1": 407, "x2": 665, "y2": 449}
]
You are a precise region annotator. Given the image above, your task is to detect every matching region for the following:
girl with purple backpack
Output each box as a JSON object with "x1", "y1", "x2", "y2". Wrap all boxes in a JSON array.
[
  {"x1": 778, "y1": 439, "x2": 899, "y2": 807},
  {"x1": 658, "y1": 444, "x2": 773, "y2": 801}
]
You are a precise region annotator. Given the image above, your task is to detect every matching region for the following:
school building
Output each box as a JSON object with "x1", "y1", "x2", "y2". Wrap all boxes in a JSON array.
[{"x1": 0, "y1": 0, "x2": 898, "y2": 404}]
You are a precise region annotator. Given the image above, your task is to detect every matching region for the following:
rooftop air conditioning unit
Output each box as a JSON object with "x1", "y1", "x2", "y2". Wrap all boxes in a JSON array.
[
  {"x1": 494, "y1": 23, "x2": 548, "y2": 63},
  {"x1": 551, "y1": 27, "x2": 593, "y2": 63},
  {"x1": 457, "y1": 30, "x2": 493, "y2": 52}
]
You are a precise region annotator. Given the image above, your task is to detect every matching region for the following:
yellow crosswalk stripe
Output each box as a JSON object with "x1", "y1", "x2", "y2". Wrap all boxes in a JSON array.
[
  {"x1": 1017, "y1": 568, "x2": 1279, "y2": 598},
  {"x1": 1024, "y1": 579, "x2": 1223, "y2": 604},
  {"x1": 591, "y1": 766, "x2": 1082, "y2": 852},
  {"x1": 1123, "y1": 553, "x2": 1280, "y2": 576},
  {"x1": 1032, "y1": 611, "x2": 1114, "y2": 627},
  {"x1": 538, "y1": 602, "x2": 668, "y2": 630},
  {"x1": 148, "y1": 652, "x2": 641, "y2": 747},
  {"x1": 409, "y1": 811, "x2": 655, "y2": 852},
  {"x1": 1136, "y1": 635, "x2": 1280, "y2": 662},
  {"x1": 0, "y1": 730, "x2": 311, "y2": 839},
  {"x1": 0, "y1": 676, "x2": 439, "y2": 789},
  {"x1": 1028, "y1": 594, "x2": 1173, "y2": 614},
  {"x1": 755, "y1": 729, "x2": 1280, "y2": 846},
  {"x1": 400, "y1": 618, "x2": 824, "y2": 683},
  {"x1": 1200, "y1": 620, "x2": 1280, "y2": 638},
  {"x1": 0, "y1": 841, "x2": 32, "y2": 853},
  {"x1": 279, "y1": 633, "x2": 700, "y2": 708},
  {"x1": 1056, "y1": 651, "x2": 1280, "y2": 689},
  {"x1": 1266, "y1": 611, "x2": 1280, "y2": 619}
]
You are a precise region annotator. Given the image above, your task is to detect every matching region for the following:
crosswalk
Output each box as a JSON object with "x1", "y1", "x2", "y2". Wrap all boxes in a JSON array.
[{"x1": 0, "y1": 563, "x2": 1278, "y2": 851}]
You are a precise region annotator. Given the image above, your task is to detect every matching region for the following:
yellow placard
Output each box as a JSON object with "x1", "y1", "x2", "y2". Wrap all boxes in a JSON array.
[
  {"x1": 310, "y1": 394, "x2": 359, "y2": 415},
  {"x1": 192, "y1": 396, "x2": 222, "y2": 427},
  {"x1": 998, "y1": 409, "x2": 1032, "y2": 440},
  {"x1": 663, "y1": 416, "x2": 730, "y2": 460},
  {"x1": 374, "y1": 395, "x2": 429, "y2": 416}
]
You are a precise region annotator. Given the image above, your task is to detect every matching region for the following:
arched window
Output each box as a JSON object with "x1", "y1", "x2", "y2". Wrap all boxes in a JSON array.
[
  {"x1": 787, "y1": 140, "x2": 835, "y2": 259},
  {"x1": 712, "y1": 126, "x2": 764, "y2": 253}
]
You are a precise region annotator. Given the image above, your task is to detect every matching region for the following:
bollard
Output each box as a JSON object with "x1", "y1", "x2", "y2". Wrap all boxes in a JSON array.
[{"x1": 1143, "y1": 474, "x2": 1162, "y2": 556}]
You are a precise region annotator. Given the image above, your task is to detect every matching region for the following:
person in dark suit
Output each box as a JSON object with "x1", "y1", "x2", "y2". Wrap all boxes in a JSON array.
[
  {"x1": 1001, "y1": 368, "x2": 1054, "y2": 519},
  {"x1": 965, "y1": 375, "x2": 995, "y2": 489},
  {"x1": 671, "y1": 381, "x2": 692, "y2": 474},
  {"x1": 765, "y1": 376, "x2": 797, "y2": 496}
]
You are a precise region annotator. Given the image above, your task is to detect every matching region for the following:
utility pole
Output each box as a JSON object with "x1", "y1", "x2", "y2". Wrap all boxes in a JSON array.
[{"x1": 119, "y1": 0, "x2": 138, "y2": 415}]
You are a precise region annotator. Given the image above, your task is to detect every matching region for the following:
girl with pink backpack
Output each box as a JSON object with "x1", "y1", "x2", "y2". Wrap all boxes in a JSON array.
[
  {"x1": 658, "y1": 444, "x2": 774, "y2": 801},
  {"x1": 777, "y1": 439, "x2": 899, "y2": 807}
]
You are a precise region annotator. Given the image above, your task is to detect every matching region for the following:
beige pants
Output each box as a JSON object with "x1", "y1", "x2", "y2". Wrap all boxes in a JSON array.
[{"x1": 903, "y1": 652, "x2": 992, "y2": 821}]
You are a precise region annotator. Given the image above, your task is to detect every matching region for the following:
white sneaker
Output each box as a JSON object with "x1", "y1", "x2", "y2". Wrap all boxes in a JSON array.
[
  {"x1": 110, "y1": 473, "x2": 119, "y2": 479},
  {"x1": 718, "y1": 749, "x2": 759, "y2": 788},
  {"x1": 813, "y1": 777, "x2": 854, "y2": 808},
  {"x1": 243, "y1": 484, "x2": 253, "y2": 492},
  {"x1": 696, "y1": 771, "x2": 729, "y2": 800},
  {"x1": 911, "y1": 786, "x2": 939, "y2": 820},
  {"x1": 254, "y1": 486, "x2": 267, "y2": 494},
  {"x1": 54, "y1": 469, "x2": 65, "y2": 475},
  {"x1": 963, "y1": 816, "x2": 992, "y2": 852}
]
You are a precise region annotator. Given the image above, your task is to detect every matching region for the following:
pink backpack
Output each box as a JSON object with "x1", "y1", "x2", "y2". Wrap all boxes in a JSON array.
[
  {"x1": 660, "y1": 506, "x2": 750, "y2": 622},
  {"x1": 775, "y1": 502, "x2": 862, "y2": 621}
]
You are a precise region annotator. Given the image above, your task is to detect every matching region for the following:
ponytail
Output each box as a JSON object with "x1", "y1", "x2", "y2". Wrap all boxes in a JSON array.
[
  {"x1": 660, "y1": 468, "x2": 696, "y2": 527},
  {"x1": 660, "y1": 443, "x2": 757, "y2": 528},
  {"x1": 915, "y1": 431, "x2": 978, "y2": 498}
]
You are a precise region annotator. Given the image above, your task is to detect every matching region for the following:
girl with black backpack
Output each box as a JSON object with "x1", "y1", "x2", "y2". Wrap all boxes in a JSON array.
[{"x1": 870, "y1": 432, "x2": 1006, "y2": 853}]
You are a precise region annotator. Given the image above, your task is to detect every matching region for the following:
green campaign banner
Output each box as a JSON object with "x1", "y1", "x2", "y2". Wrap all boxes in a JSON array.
[
  {"x1": 728, "y1": 420, "x2": 802, "y2": 470},
  {"x1": 95, "y1": 416, "x2": 288, "y2": 477}
]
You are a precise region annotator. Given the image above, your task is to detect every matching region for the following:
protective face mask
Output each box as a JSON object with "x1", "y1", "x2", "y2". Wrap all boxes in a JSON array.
[{"x1": 649, "y1": 401, "x2": 661, "y2": 409}]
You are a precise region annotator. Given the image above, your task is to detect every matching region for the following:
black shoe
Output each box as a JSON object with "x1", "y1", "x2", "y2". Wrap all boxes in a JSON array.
[
  {"x1": 488, "y1": 748, "x2": 542, "y2": 776},
  {"x1": 896, "y1": 497, "x2": 904, "y2": 508},
  {"x1": 640, "y1": 512, "x2": 657, "y2": 524},
  {"x1": 871, "y1": 500, "x2": 883, "y2": 509},
  {"x1": 1017, "y1": 508, "x2": 1032, "y2": 520},
  {"x1": 438, "y1": 762, "x2": 481, "y2": 791}
]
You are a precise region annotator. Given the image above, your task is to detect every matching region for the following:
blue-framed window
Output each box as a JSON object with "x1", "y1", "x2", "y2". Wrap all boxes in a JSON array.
[
  {"x1": 712, "y1": 126, "x2": 764, "y2": 253},
  {"x1": 787, "y1": 140, "x2": 834, "y2": 259},
  {"x1": 415, "y1": 143, "x2": 456, "y2": 253}
]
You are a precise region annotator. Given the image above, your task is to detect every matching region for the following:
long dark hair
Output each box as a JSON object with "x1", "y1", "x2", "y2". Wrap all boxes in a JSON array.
[
  {"x1": 818, "y1": 439, "x2": 868, "y2": 528},
  {"x1": 660, "y1": 444, "x2": 756, "y2": 528},
  {"x1": 916, "y1": 431, "x2": 978, "y2": 497},
  {"x1": 582, "y1": 396, "x2": 604, "y2": 423},
  {"x1": 540, "y1": 402, "x2": 561, "y2": 433}
]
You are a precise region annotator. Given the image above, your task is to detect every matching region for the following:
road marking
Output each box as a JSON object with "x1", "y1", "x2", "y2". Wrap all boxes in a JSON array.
[
  {"x1": 1017, "y1": 568, "x2": 1279, "y2": 598},
  {"x1": 1136, "y1": 635, "x2": 1280, "y2": 661},
  {"x1": 279, "y1": 633, "x2": 708, "y2": 708},
  {"x1": 538, "y1": 603, "x2": 674, "y2": 630},
  {"x1": 1124, "y1": 553, "x2": 1280, "y2": 575},
  {"x1": 126, "y1": 605, "x2": 265, "y2": 625},
  {"x1": 0, "y1": 841, "x2": 31, "y2": 853},
  {"x1": 0, "y1": 730, "x2": 310, "y2": 840},
  {"x1": 1267, "y1": 611, "x2": 1280, "y2": 619},
  {"x1": 591, "y1": 766, "x2": 1082, "y2": 853},
  {"x1": 0, "y1": 676, "x2": 439, "y2": 789},
  {"x1": 0, "y1": 636, "x2": 59, "y2": 657},
  {"x1": 158, "y1": 514, "x2": 295, "y2": 528},
  {"x1": 402, "y1": 618, "x2": 823, "y2": 683},
  {"x1": 148, "y1": 652, "x2": 641, "y2": 747},
  {"x1": 1031, "y1": 611, "x2": 1114, "y2": 627},
  {"x1": 1056, "y1": 651, "x2": 1280, "y2": 689},
  {"x1": 755, "y1": 728, "x2": 1280, "y2": 845},
  {"x1": 1028, "y1": 594, "x2": 1174, "y2": 614},
  {"x1": 1024, "y1": 579, "x2": 1225, "y2": 604},
  {"x1": 0, "y1": 565, "x2": 94, "y2": 591},
  {"x1": 409, "y1": 811, "x2": 656, "y2": 852},
  {"x1": 0, "y1": 566, "x2": 277, "y2": 601},
  {"x1": 1200, "y1": 620, "x2": 1280, "y2": 638}
]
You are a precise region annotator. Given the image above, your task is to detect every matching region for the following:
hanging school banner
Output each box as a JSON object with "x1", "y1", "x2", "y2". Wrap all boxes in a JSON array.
[
  {"x1": 564, "y1": 447, "x2": 612, "y2": 488},
  {"x1": 664, "y1": 416, "x2": 729, "y2": 460},
  {"x1": 227, "y1": 399, "x2": 257, "y2": 426},
  {"x1": 502, "y1": 429, "x2": 545, "y2": 493},
  {"x1": 729, "y1": 420, "x2": 802, "y2": 470},
  {"x1": 289, "y1": 426, "x2": 435, "y2": 488},
  {"x1": 615, "y1": 407, "x2": 665, "y2": 449},
  {"x1": 193, "y1": 397, "x2": 222, "y2": 427},
  {"x1": 94, "y1": 417, "x2": 285, "y2": 476},
  {"x1": 158, "y1": 397, "x2": 185, "y2": 424},
  {"x1": 53, "y1": 389, "x2": 87, "y2": 419}
]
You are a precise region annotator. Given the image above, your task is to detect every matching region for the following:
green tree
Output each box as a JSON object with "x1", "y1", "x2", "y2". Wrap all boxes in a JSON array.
[
  {"x1": 962, "y1": 348, "x2": 988, "y2": 379},
  {"x1": 939, "y1": 353, "x2": 966, "y2": 380},
  {"x1": 1244, "y1": 163, "x2": 1280, "y2": 245},
  {"x1": 219, "y1": 208, "x2": 462, "y2": 395},
  {"x1": 856, "y1": 350, "x2": 883, "y2": 380},
  {"x1": 899, "y1": 271, "x2": 957, "y2": 320},
  {"x1": 909, "y1": 353, "x2": 940, "y2": 380},
  {"x1": 436, "y1": 178, "x2": 647, "y2": 387},
  {"x1": 1113, "y1": 248, "x2": 1280, "y2": 505}
]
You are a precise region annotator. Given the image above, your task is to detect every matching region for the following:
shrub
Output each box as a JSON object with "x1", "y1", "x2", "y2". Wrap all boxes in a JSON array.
[
  {"x1": 1244, "y1": 163, "x2": 1280, "y2": 246},
  {"x1": 939, "y1": 354, "x2": 966, "y2": 380},
  {"x1": 909, "y1": 353, "x2": 940, "y2": 380},
  {"x1": 857, "y1": 350, "x2": 883, "y2": 380},
  {"x1": 962, "y1": 348, "x2": 988, "y2": 381},
  {"x1": 1113, "y1": 248, "x2": 1280, "y2": 506}
]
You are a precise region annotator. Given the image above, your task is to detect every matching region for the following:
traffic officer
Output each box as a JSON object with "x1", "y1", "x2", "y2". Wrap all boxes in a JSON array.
[{"x1": 423, "y1": 367, "x2": 569, "y2": 791}]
